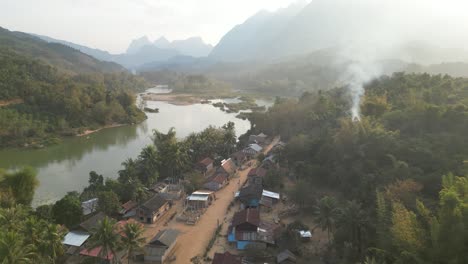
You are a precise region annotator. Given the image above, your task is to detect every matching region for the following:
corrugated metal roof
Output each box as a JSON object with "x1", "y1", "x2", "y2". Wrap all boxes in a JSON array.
[
  {"x1": 262, "y1": 190, "x2": 280, "y2": 199},
  {"x1": 63, "y1": 231, "x2": 90, "y2": 247},
  {"x1": 192, "y1": 190, "x2": 213, "y2": 195},
  {"x1": 248, "y1": 144, "x2": 262, "y2": 152},
  {"x1": 81, "y1": 198, "x2": 98, "y2": 216},
  {"x1": 187, "y1": 195, "x2": 209, "y2": 201}
]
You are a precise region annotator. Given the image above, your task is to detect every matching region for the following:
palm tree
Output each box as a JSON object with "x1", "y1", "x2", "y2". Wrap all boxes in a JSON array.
[
  {"x1": 313, "y1": 196, "x2": 340, "y2": 243},
  {"x1": 337, "y1": 200, "x2": 369, "y2": 257},
  {"x1": 120, "y1": 222, "x2": 146, "y2": 264},
  {"x1": 0, "y1": 231, "x2": 35, "y2": 264},
  {"x1": 87, "y1": 217, "x2": 121, "y2": 264},
  {"x1": 37, "y1": 223, "x2": 66, "y2": 264}
]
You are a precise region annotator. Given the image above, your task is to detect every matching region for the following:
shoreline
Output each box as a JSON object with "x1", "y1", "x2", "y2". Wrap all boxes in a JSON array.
[
  {"x1": 141, "y1": 93, "x2": 203, "y2": 105},
  {"x1": 76, "y1": 123, "x2": 127, "y2": 137}
]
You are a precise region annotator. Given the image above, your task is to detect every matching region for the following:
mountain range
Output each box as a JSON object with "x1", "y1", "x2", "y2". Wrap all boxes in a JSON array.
[
  {"x1": 0, "y1": 27, "x2": 124, "y2": 74},
  {"x1": 36, "y1": 34, "x2": 212, "y2": 69}
]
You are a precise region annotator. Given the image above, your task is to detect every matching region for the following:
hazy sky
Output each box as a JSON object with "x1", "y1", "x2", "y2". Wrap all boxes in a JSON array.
[{"x1": 0, "y1": 0, "x2": 305, "y2": 53}]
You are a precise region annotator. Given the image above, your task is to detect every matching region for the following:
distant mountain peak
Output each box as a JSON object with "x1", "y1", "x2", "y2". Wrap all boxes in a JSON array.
[
  {"x1": 154, "y1": 36, "x2": 170, "y2": 48},
  {"x1": 126, "y1": 35, "x2": 152, "y2": 54}
]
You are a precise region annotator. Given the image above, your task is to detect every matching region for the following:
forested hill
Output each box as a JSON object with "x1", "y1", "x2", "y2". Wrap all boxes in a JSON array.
[
  {"x1": 0, "y1": 27, "x2": 124, "y2": 74},
  {"x1": 246, "y1": 72, "x2": 468, "y2": 263},
  {"x1": 0, "y1": 47, "x2": 148, "y2": 148}
]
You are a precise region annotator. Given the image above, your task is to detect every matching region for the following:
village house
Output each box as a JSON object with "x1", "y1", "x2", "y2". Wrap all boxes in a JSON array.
[
  {"x1": 261, "y1": 155, "x2": 277, "y2": 170},
  {"x1": 80, "y1": 246, "x2": 116, "y2": 263},
  {"x1": 217, "y1": 158, "x2": 237, "y2": 176},
  {"x1": 81, "y1": 198, "x2": 98, "y2": 216},
  {"x1": 79, "y1": 212, "x2": 107, "y2": 232},
  {"x1": 185, "y1": 190, "x2": 215, "y2": 210},
  {"x1": 228, "y1": 208, "x2": 264, "y2": 250},
  {"x1": 249, "y1": 132, "x2": 268, "y2": 144},
  {"x1": 137, "y1": 195, "x2": 170, "y2": 224},
  {"x1": 159, "y1": 183, "x2": 184, "y2": 201},
  {"x1": 277, "y1": 249, "x2": 297, "y2": 264},
  {"x1": 203, "y1": 172, "x2": 229, "y2": 191},
  {"x1": 260, "y1": 190, "x2": 280, "y2": 208},
  {"x1": 212, "y1": 251, "x2": 243, "y2": 264},
  {"x1": 144, "y1": 229, "x2": 179, "y2": 263},
  {"x1": 231, "y1": 150, "x2": 248, "y2": 167},
  {"x1": 243, "y1": 144, "x2": 263, "y2": 158},
  {"x1": 62, "y1": 231, "x2": 90, "y2": 255},
  {"x1": 150, "y1": 182, "x2": 169, "y2": 194},
  {"x1": 237, "y1": 183, "x2": 263, "y2": 208},
  {"x1": 119, "y1": 200, "x2": 138, "y2": 219},
  {"x1": 248, "y1": 167, "x2": 268, "y2": 178},
  {"x1": 195, "y1": 157, "x2": 214, "y2": 175}
]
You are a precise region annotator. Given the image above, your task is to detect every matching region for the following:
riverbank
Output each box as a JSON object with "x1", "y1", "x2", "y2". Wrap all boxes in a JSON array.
[
  {"x1": 76, "y1": 123, "x2": 128, "y2": 137},
  {"x1": 141, "y1": 93, "x2": 207, "y2": 105}
]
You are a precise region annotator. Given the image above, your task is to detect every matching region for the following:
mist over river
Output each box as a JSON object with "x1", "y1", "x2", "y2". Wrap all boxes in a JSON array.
[{"x1": 0, "y1": 89, "x2": 257, "y2": 206}]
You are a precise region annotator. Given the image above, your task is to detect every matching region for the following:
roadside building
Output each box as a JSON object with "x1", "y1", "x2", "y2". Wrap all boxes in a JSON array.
[
  {"x1": 195, "y1": 157, "x2": 214, "y2": 175},
  {"x1": 248, "y1": 167, "x2": 268, "y2": 178},
  {"x1": 237, "y1": 183, "x2": 263, "y2": 209},
  {"x1": 137, "y1": 195, "x2": 170, "y2": 224},
  {"x1": 228, "y1": 208, "x2": 262, "y2": 250},
  {"x1": 150, "y1": 182, "x2": 169, "y2": 194},
  {"x1": 243, "y1": 144, "x2": 263, "y2": 158},
  {"x1": 231, "y1": 151, "x2": 248, "y2": 166},
  {"x1": 119, "y1": 200, "x2": 138, "y2": 218},
  {"x1": 144, "y1": 229, "x2": 179, "y2": 263},
  {"x1": 260, "y1": 190, "x2": 280, "y2": 208},
  {"x1": 277, "y1": 249, "x2": 297, "y2": 264},
  {"x1": 204, "y1": 172, "x2": 229, "y2": 191},
  {"x1": 186, "y1": 190, "x2": 215, "y2": 210},
  {"x1": 249, "y1": 132, "x2": 268, "y2": 144},
  {"x1": 218, "y1": 158, "x2": 237, "y2": 176},
  {"x1": 212, "y1": 251, "x2": 242, "y2": 264}
]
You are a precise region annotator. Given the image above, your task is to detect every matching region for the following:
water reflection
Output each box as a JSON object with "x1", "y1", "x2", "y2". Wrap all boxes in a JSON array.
[{"x1": 0, "y1": 96, "x2": 254, "y2": 205}]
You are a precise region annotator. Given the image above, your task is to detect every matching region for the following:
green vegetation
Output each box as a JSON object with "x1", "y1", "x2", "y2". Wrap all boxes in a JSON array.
[
  {"x1": 0, "y1": 27, "x2": 123, "y2": 75},
  {"x1": 140, "y1": 70, "x2": 233, "y2": 96},
  {"x1": 212, "y1": 96, "x2": 266, "y2": 113},
  {"x1": 248, "y1": 72, "x2": 468, "y2": 263},
  {"x1": 0, "y1": 49, "x2": 147, "y2": 148}
]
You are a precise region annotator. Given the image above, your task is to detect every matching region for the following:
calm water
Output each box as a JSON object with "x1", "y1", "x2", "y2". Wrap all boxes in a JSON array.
[{"x1": 0, "y1": 92, "x2": 254, "y2": 206}]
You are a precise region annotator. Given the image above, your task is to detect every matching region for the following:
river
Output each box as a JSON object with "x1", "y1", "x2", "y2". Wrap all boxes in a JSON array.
[{"x1": 0, "y1": 89, "x2": 270, "y2": 206}]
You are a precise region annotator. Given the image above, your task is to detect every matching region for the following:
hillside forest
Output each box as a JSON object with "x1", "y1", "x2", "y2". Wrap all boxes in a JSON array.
[{"x1": 244, "y1": 72, "x2": 468, "y2": 263}]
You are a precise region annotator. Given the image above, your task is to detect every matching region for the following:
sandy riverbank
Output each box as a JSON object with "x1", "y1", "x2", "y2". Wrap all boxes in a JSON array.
[{"x1": 76, "y1": 123, "x2": 126, "y2": 137}]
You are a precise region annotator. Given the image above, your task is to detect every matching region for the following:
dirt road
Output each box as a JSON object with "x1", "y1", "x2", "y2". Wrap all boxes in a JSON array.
[
  {"x1": 141, "y1": 136, "x2": 280, "y2": 263},
  {"x1": 170, "y1": 136, "x2": 280, "y2": 263}
]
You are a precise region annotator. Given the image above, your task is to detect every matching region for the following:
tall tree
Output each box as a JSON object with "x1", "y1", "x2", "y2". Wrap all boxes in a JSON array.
[
  {"x1": 52, "y1": 192, "x2": 83, "y2": 228},
  {"x1": 0, "y1": 167, "x2": 39, "y2": 206},
  {"x1": 87, "y1": 217, "x2": 121, "y2": 263},
  {"x1": 120, "y1": 222, "x2": 145, "y2": 264},
  {"x1": 313, "y1": 196, "x2": 340, "y2": 243},
  {"x1": 0, "y1": 231, "x2": 35, "y2": 264}
]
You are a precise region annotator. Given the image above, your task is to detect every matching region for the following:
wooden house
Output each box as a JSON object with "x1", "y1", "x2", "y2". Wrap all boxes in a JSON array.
[
  {"x1": 137, "y1": 195, "x2": 170, "y2": 224},
  {"x1": 144, "y1": 229, "x2": 179, "y2": 263}
]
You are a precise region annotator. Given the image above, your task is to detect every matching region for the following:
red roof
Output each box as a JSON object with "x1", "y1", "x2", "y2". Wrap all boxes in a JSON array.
[
  {"x1": 121, "y1": 200, "x2": 137, "y2": 212},
  {"x1": 248, "y1": 167, "x2": 267, "y2": 177},
  {"x1": 211, "y1": 173, "x2": 228, "y2": 184},
  {"x1": 232, "y1": 208, "x2": 260, "y2": 227},
  {"x1": 198, "y1": 157, "x2": 214, "y2": 167},
  {"x1": 212, "y1": 252, "x2": 242, "y2": 264},
  {"x1": 80, "y1": 246, "x2": 114, "y2": 260}
]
